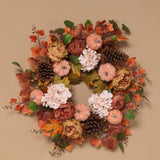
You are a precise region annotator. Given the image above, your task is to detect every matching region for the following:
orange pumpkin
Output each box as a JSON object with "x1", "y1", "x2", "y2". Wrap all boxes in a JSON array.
[
  {"x1": 86, "y1": 33, "x2": 102, "y2": 50},
  {"x1": 30, "y1": 89, "x2": 44, "y2": 105},
  {"x1": 107, "y1": 109, "x2": 122, "y2": 125}
]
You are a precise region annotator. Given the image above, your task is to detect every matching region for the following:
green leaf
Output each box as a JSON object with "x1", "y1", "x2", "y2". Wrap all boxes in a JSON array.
[
  {"x1": 52, "y1": 134, "x2": 62, "y2": 142},
  {"x1": 109, "y1": 20, "x2": 118, "y2": 30},
  {"x1": 124, "y1": 93, "x2": 131, "y2": 103},
  {"x1": 85, "y1": 19, "x2": 92, "y2": 27},
  {"x1": 63, "y1": 34, "x2": 72, "y2": 45},
  {"x1": 70, "y1": 63, "x2": 81, "y2": 76},
  {"x1": 39, "y1": 106, "x2": 48, "y2": 111},
  {"x1": 28, "y1": 101, "x2": 38, "y2": 112},
  {"x1": 12, "y1": 61, "x2": 21, "y2": 67},
  {"x1": 58, "y1": 140, "x2": 68, "y2": 149},
  {"x1": 84, "y1": 70, "x2": 99, "y2": 86},
  {"x1": 64, "y1": 20, "x2": 74, "y2": 28},
  {"x1": 136, "y1": 87, "x2": 144, "y2": 96},
  {"x1": 55, "y1": 28, "x2": 64, "y2": 34},
  {"x1": 69, "y1": 55, "x2": 79, "y2": 65},
  {"x1": 111, "y1": 35, "x2": 118, "y2": 40},
  {"x1": 122, "y1": 24, "x2": 130, "y2": 33},
  {"x1": 93, "y1": 80, "x2": 108, "y2": 93},
  {"x1": 125, "y1": 110, "x2": 135, "y2": 120},
  {"x1": 117, "y1": 132, "x2": 126, "y2": 141},
  {"x1": 119, "y1": 143, "x2": 124, "y2": 152}
]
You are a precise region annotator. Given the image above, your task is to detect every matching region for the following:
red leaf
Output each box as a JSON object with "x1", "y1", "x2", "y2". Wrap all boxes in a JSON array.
[
  {"x1": 103, "y1": 136, "x2": 117, "y2": 150},
  {"x1": 31, "y1": 45, "x2": 41, "y2": 57},
  {"x1": 108, "y1": 124, "x2": 123, "y2": 136},
  {"x1": 38, "y1": 120, "x2": 46, "y2": 129},
  {"x1": 90, "y1": 138, "x2": 101, "y2": 148},
  {"x1": 124, "y1": 128, "x2": 131, "y2": 136},
  {"x1": 9, "y1": 98, "x2": 17, "y2": 104},
  {"x1": 15, "y1": 105, "x2": 22, "y2": 111},
  {"x1": 16, "y1": 72, "x2": 31, "y2": 88},
  {"x1": 22, "y1": 104, "x2": 33, "y2": 115},
  {"x1": 27, "y1": 57, "x2": 40, "y2": 70},
  {"x1": 122, "y1": 118, "x2": 130, "y2": 127},
  {"x1": 36, "y1": 30, "x2": 44, "y2": 36},
  {"x1": 29, "y1": 35, "x2": 37, "y2": 42}
]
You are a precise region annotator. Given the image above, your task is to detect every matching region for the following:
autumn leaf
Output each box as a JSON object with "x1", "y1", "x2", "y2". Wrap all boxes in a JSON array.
[
  {"x1": 41, "y1": 119, "x2": 63, "y2": 137},
  {"x1": 9, "y1": 98, "x2": 17, "y2": 104},
  {"x1": 70, "y1": 63, "x2": 81, "y2": 76},
  {"x1": 54, "y1": 74, "x2": 72, "y2": 89},
  {"x1": 27, "y1": 57, "x2": 41, "y2": 70},
  {"x1": 93, "y1": 80, "x2": 108, "y2": 93},
  {"x1": 68, "y1": 72, "x2": 82, "y2": 84},
  {"x1": 36, "y1": 30, "x2": 44, "y2": 36},
  {"x1": 65, "y1": 144, "x2": 73, "y2": 152},
  {"x1": 122, "y1": 118, "x2": 130, "y2": 127},
  {"x1": 29, "y1": 35, "x2": 37, "y2": 42},
  {"x1": 124, "y1": 128, "x2": 131, "y2": 136},
  {"x1": 30, "y1": 45, "x2": 41, "y2": 57},
  {"x1": 19, "y1": 86, "x2": 33, "y2": 98},
  {"x1": 16, "y1": 72, "x2": 31, "y2": 87},
  {"x1": 22, "y1": 104, "x2": 33, "y2": 115},
  {"x1": 84, "y1": 70, "x2": 99, "y2": 86},
  {"x1": 90, "y1": 138, "x2": 101, "y2": 148},
  {"x1": 73, "y1": 137, "x2": 85, "y2": 146}
]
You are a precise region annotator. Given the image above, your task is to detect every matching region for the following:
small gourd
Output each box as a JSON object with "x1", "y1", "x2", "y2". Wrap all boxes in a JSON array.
[
  {"x1": 30, "y1": 89, "x2": 44, "y2": 105},
  {"x1": 74, "y1": 104, "x2": 90, "y2": 121},
  {"x1": 86, "y1": 33, "x2": 102, "y2": 50},
  {"x1": 107, "y1": 109, "x2": 122, "y2": 125}
]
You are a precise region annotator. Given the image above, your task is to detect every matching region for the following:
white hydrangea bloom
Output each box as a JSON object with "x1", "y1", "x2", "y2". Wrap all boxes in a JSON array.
[
  {"x1": 88, "y1": 90, "x2": 113, "y2": 118},
  {"x1": 78, "y1": 47, "x2": 101, "y2": 72},
  {"x1": 41, "y1": 83, "x2": 72, "y2": 109}
]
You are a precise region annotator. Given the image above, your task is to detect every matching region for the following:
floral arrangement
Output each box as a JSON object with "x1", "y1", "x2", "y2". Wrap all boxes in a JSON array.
[{"x1": 5, "y1": 19, "x2": 151, "y2": 156}]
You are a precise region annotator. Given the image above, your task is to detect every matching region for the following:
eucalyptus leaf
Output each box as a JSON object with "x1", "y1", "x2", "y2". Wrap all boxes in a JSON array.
[
  {"x1": 117, "y1": 132, "x2": 125, "y2": 141},
  {"x1": 109, "y1": 20, "x2": 118, "y2": 30},
  {"x1": 69, "y1": 55, "x2": 79, "y2": 65},
  {"x1": 63, "y1": 34, "x2": 72, "y2": 44},
  {"x1": 119, "y1": 143, "x2": 124, "y2": 152},
  {"x1": 28, "y1": 101, "x2": 38, "y2": 112},
  {"x1": 55, "y1": 28, "x2": 64, "y2": 34},
  {"x1": 64, "y1": 20, "x2": 74, "y2": 28},
  {"x1": 125, "y1": 110, "x2": 135, "y2": 120},
  {"x1": 111, "y1": 35, "x2": 118, "y2": 40},
  {"x1": 122, "y1": 24, "x2": 130, "y2": 33},
  {"x1": 12, "y1": 61, "x2": 21, "y2": 67},
  {"x1": 85, "y1": 19, "x2": 92, "y2": 27},
  {"x1": 124, "y1": 93, "x2": 131, "y2": 103}
]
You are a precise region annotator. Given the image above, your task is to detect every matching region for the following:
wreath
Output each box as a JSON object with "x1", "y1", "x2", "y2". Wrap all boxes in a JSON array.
[{"x1": 5, "y1": 19, "x2": 151, "y2": 156}]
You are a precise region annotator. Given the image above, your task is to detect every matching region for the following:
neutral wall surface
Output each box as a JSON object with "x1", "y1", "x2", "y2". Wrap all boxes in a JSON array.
[{"x1": 0, "y1": 0, "x2": 159, "y2": 160}]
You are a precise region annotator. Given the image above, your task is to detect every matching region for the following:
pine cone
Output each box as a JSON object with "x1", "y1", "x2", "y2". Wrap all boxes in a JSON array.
[
  {"x1": 101, "y1": 48, "x2": 128, "y2": 65},
  {"x1": 82, "y1": 114, "x2": 108, "y2": 138},
  {"x1": 37, "y1": 61, "x2": 54, "y2": 82}
]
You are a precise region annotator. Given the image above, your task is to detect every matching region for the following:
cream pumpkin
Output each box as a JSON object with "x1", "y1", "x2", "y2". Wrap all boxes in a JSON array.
[
  {"x1": 107, "y1": 109, "x2": 122, "y2": 125},
  {"x1": 30, "y1": 89, "x2": 44, "y2": 105},
  {"x1": 86, "y1": 33, "x2": 102, "y2": 50}
]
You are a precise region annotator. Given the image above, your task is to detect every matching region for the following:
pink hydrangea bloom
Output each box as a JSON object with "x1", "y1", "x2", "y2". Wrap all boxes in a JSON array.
[
  {"x1": 98, "y1": 63, "x2": 116, "y2": 82},
  {"x1": 53, "y1": 60, "x2": 71, "y2": 77}
]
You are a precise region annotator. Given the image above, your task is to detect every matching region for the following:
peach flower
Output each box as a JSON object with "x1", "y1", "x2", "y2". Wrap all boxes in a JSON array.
[
  {"x1": 98, "y1": 63, "x2": 116, "y2": 82},
  {"x1": 53, "y1": 60, "x2": 71, "y2": 77}
]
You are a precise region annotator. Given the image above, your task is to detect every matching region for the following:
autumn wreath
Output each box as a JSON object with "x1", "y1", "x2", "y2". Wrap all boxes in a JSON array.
[{"x1": 5, "y1": 19, "x2": 151, "y2": 156}]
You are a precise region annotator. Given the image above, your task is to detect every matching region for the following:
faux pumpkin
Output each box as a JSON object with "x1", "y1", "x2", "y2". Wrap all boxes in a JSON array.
[
  {"x1": 30, "y1": 89, "x2": 44, "y2": 105},
  {"x1": 107, "y1": 109, "x2": 122, "y2": 125},
  {"x1": 74, "y1": 104, "x2": 90, "y2": 121},
  {"x1": 86, "y1": 33, "x2": 102, "y2": 50}
]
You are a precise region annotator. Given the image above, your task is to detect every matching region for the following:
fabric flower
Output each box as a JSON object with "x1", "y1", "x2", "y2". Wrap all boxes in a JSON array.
[
  {"x1": 67, "y1": 38, "x2": 86, "y2": 56},
  {"x1": 74, "y1": 104, "x2": 90, "y2": 121},
  {"x1": 54, "y1": 102, "x2": 75, "y2": 121},
  {"x1": 47, "y1": 41, "x2": 68, "y2": 62},
  {"x1": 78, "y1": 47, "x2": 101, "y2": 72},
  {"x1": 62, "y1": 119, "x2": 82, "y2": 139},
  {"x1": 112, "y1": 68, "x2": 132, "y2": 90},
  {"x1": 98, "y1": 63, "x2": 116, "y2": 82},
  {"x1": 88, "y1": 90, "x2": 113, "y2": 118},
  {"x1": 53, "y1": 60, "x2": 71, "y2": 77},
  {"x1": 111, "y1": 94, "x2": 125, "y2": 110},
  {"x1": 41, "y1": 84, "x2": 72, "y2": 109}
]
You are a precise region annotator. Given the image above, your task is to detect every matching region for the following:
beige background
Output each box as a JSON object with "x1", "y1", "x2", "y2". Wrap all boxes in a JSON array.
[{"x1": 0, "y1": 0, "x2": 160, "y2": 159}]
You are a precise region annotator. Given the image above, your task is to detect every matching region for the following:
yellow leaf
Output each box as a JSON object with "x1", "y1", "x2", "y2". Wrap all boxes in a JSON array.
[
  {"x1": 84, "y1": 70, "x2": 99, "y2": 86},
  {"x1": 70, "y1": 63, "x2": 81, "y2": 76},
  {"x1": 68, "y1": 72, "x2": 82, "y2": 84},
  {"x1": 41, "y1": 124, "x2": 54, "y2": 132},
  {"x1": 93, "y1": 80, "x2": 108, "y2": 93},
  {"x1": 54, "y1": 75, "x2": 72, "y2": 89}
]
